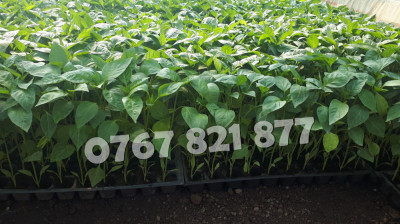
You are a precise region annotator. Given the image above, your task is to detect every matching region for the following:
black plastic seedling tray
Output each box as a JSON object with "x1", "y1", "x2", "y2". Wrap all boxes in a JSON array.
[
  {"x1": 182, "y1": 159, "x2": 372, "y2": 193},
  {"x1": 375, "y1": 171, "x2": 400, "y2": 210},
  {"x1": 0, "y1": 152, "x2": 185, "y2": 201}
]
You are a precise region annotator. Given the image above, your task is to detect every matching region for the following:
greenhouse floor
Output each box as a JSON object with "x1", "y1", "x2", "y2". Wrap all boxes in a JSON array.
[{"x1": 0, "y1": 184, "x2": 399, "y2": 224}]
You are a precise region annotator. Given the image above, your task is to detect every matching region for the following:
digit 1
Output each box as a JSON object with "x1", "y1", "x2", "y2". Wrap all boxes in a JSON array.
[{"x1": 228, "y1": 124, "x2": 242, "y2": 150}]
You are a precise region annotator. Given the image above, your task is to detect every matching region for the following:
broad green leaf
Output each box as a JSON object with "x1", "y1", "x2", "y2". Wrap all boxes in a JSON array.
[
  {"x1": 387, "y1": 104, "x2": 400, "y2": 121},
  {"x1": 274, "y1": 76, "x2": 291, "y2": 92},
  {"x1": 346, "y1": 79, "x2": 366, "y2": 96},
  {"x1": 150, "y1": 101, "x2": 168, "y2": 120},
  {"x1": 358, "y1": 89, "x2": 376, "y2": 112},
  {"x1": 158, "y1": 82, "x2": 183, "y2": 99},
  {"x1": 24, "y1": 151, "x2": 42, "y2": 162},
  {"x1": 75, "y1": 101, "x2": 98, "y2": 128},
  {"x1": 98, "y1": 120, "x2": 119, "y2": 142},
  {"x1": 363, "y1": 58, "x2": 395, "y2": 73},
  {"x1": 349, "y1": 127, "x2": 364, "y2": 146},
  {"x1": 140, "y1": 59, "x2": 161, "y2": 75},
  {"x1": 262, "y1": 96, "x2": 286, "y2": 113},
  {"x1": 11, "y1": 88, "x2": 35, "y2": 111},
  {"x1": 366, "y1": 139, "x2": 380, "y2": 156},
  {"x1": 317, "y1": 105, "x2": 331, "y2": 133},
  {"x1": 347, "y1": 105, "x2": 369, "y2": 129},
  {"x1": 89, "y1": 110, "x2": 107, "y2": 129},
  {"x1": 122, "y1": 96, "x2": 143, "y2": 123},
  {"x1": 156, "y1": 68, "x2": 180, "y2": 81},
  {"x1": 101, "y1": 58, "x2": 132, "y2": 81},
  {"x1": 40, "y1": 112, "x2": 56, "y2": 139},
  {"x1": 365, "y1": 115, "x2": 386, "y2": 138},
  {"x1": 36, "y1": 91, "x2": 67, "y2": 107},
  {"x1": 375, "y1": 93, "x2": 388, "y2": 116},
  {"x1": 204, "y1": 83, "x2": 219, "y2": 104},
  {"x1": 52, "y1": 100, "x2": 74, "y2": 123},
  {"x1": 231, "y1": 145, "x2": 249, "y2": 160},
  {"x1": 307, "y1": 34, "x2": 319, "y2": 48},
  {"x1": 323, "y1": 133, "x2": 339, "y2": 152},
  {"x1": 289, "y1": 84, "x2": 309, "y2": 108},
  {"x1": 69, "y1": 125, "x2": 90, "y2": 150},
  {"x1": 328, "y1": 99, "x2": 349, "y2": 125},
  {"x1": 215, "y1": 108, "x2": 235, "y2": 128},
  {"x1": 215, "y1": 75, "x2": 238, "y2": 86},
  {"x1": 49, "y1": 43, "x2": 69, "y2": 68},
  {"x1": 181, "y1": 107, "x2": 208, "y2": 130},
  {"x1": 87, "y1": 166, "x2": 105, "y2": 187},
  {"x1": 50, "y1": 144, "x2": 75, "y2": 162},
  {"x1": 357, "y1": 149, "x2": 374, "y2": 163},
  {"x1": 61, "y1": 68, "x2": 93, "y2": 83},
  {"x1": 383, "y1": 80, "x2": 400, "y2": 87},
  {"x1": 7, "y1": 106, "x2": 32, "y2": 132},
  {"x1": 103, "y1": 88, "x2": 124, "y2": 111},
  {"x1": 324, "y1": 71, "x2": 352, "y2": 88}
]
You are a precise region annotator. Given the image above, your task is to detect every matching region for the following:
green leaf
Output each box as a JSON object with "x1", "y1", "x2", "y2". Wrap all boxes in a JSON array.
[
  {"x1": 349, "y1": 127, "x2": 364, "y2": 146},
  {"x1": 50, "y1": 144, "x2": 75, "y2": 162},
  {"x1": 11, "y1": 88, "x2": 35, "y2": 111},
  {"x1": 383, "y1": 80, "x2": 400, "y2": 87},
  {"x1": 89, "y1": 110, "x2": 107, "y2": 129},
  {"x1": 150, "y1": 101, "x2": 168, "y2": 120},
  {"x1": 365, "y1": 115, "x2": 386, "y2": 138},
  {"x1": 75, "y1": 101, "x2": 99, "y2": 128},
  {"x1": 158, "y1": 82, "x2": 183, "y2": 99},
  {"x1": 347, "y1": 105, "x2": 369, "y2": 129},
  {"x1": 323, "y1": 133, "x2": 339, "y2": 152},
  {"x1": 122, "y1": 96, "x2": 143, "y2": 123},
  {"x1": 87, "y1": 166, "x2": 105, "y2": 187},
  {"x1": 214, "y1": 57, "x2": 222, "y2": 72},
  {"x1": 366, "y1": 139, "x2": 380, "y2": 156},
  {"x1": 181, "y1": 107, "x2": 208, "y2": 130},
  {"x1": 231, "y1": 145, "x2": 249, "y2": 160},
  {"x1": 317, "y1": 105, "x2": 331, "y2": 133},
  {"x1": 375, "y1": 93, "x2": 388, "y2": 117},
  {"x1": 7, "y1": 106, "x2": 32, "y2": 132},
  {"x1": 307, "y1": 34, "x2": 319, "y2": 48},
  {"x1": 204, "y1": 83, "x2": 219, "y2": 104},
  {"x1": 69, "y1": 125, "x2": 90, "y2": 150},
  {"x1": 328, "y1": 99, "x2": 349, "y2": 125},
  {"x1": 103, "y1": 88, "x2": 124, "y2": 111},
  {"x1": 101, "y1": 58, "x2": 132, "y2": 81},
  {"x1": 52, "y1": 100, "x2": 74, "y2": 123},
  {"x1": 214, "y1": 108, "x2": 235, "y2": 128},
  {"x1": 140, "y1": 59, "x2": 161, "y2": 75},
  {"x1": 19, "y1": 169, "x2": 33, "y2": 177},
  {"x1": 363, "y1": 58, "x2": 395, "y2": 73},
  {"x1": 49, "y1": 43, "x2": 68, "y2": 68},
  {"x1": 36, "y1": 91, "x2": 67, "y2": 107},
  {"x1": 387, "y1": 104, "x2": 400, "y2": 121},
  {"x1": 324, "y1": 71, "x2": 352, "y2": 88},
  {"x1": 357, "y1": 149, "x2": 374, "y2": 163},
  {"x1": 40, "y1": 112, "x2": 56, "y2": 139},
  {"x1": 262, "y1": 96, "x2": 286, "y2": 113},
  {"x1": 156, "y1": 68, "x2": 180, "y2": 81},
  {"x1": 24, "y1": 151, "x2": 42, "y2": 162},
  {"x1": 98, "y1": 120, "x2": 119, "y2": 142},
  {"x1": 61, "y1": 68, "x2": 93, "y2": 83},
  {"x1": 289, "y1": 84, "x2": 309, "y2": 108},
  {"x1": 274, "y1": 76, "x2": 291, "y2": 92},
  {"x1": 346, "y1": 79, "x2": 367, "y2": 96},
  {"x1": 358, "y1": 89, "x2": 376, "y2": 112}
]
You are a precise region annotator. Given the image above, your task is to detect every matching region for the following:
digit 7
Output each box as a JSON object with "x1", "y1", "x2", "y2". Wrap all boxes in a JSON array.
[
  {"x1": 153, "y1": 131, "x2": 174, "y2": 158},
  {"x1": 274, "y1": 119, "x2": 294, "y2": 146},
  {"x1": 294, "y1": 117, "x2": 314, "y2": 144}
]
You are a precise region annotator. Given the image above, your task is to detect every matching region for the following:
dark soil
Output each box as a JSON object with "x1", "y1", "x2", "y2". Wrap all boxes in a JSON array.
[{"x1": 0, "y1": 183, "x2": 398, "y2": 224}]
